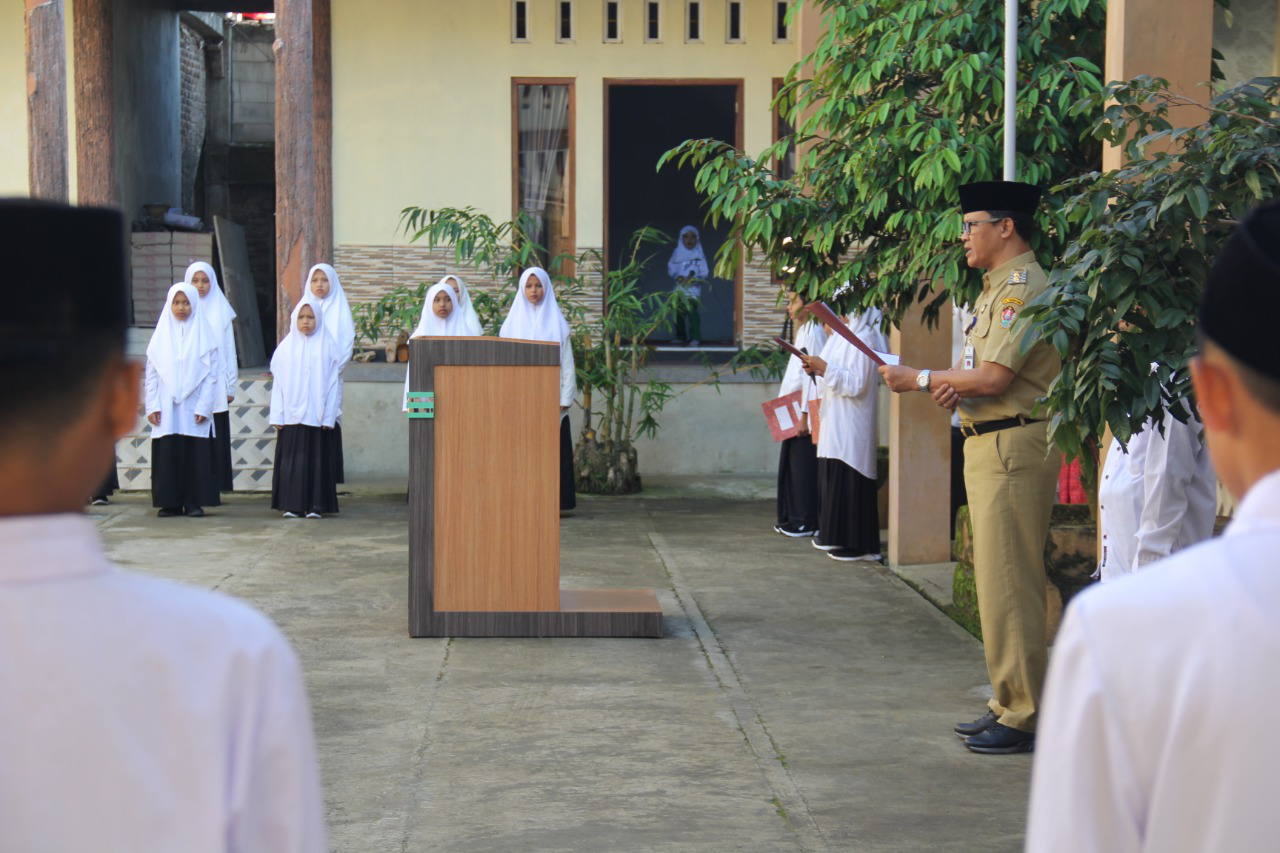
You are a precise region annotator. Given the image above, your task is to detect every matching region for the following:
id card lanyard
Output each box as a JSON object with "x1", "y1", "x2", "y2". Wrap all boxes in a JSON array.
[{"x1": 963, "y1": 314, "x2": 977, "y2": 370}]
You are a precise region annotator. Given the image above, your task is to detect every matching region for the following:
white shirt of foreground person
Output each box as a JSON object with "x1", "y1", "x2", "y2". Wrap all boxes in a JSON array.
[
  {"x1": 0, "y1": 514, "x2": 328, "y2": 853},
  {"x1": 1026, "y1": 467, "x2": 1280, "y2": 853}
]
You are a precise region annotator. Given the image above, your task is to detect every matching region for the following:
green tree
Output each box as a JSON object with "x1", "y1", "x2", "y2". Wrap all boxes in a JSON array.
[
  {"x1": 1022, "y1": 76, "x2": 1280, "y2": 470},
  {"x1": 660, "y1": 0, "x2": 1105, "y2": 320}
]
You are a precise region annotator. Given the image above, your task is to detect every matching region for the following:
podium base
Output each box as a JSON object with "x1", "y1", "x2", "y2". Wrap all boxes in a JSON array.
[{"x1": 410, "y1": 589, "x2": 664, "y2": 638}]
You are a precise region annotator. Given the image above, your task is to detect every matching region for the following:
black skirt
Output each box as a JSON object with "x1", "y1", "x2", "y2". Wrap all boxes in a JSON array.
[
  {"x1": 332, "y1": 422, "x2": 346, "y2": 484},
  {"x1": 816, "y1": 457, "x2": 880, "y2": 553},
  {"x1": 152, "y1": 435, "x2": 221, "y2": 510},
  {"x1": 211, "y1": 410, "x2": 234, "y2": 492},
  {"x1": 776, "y1": 435, "x2": 820, "y2": 528},
  {"x1": 272, "y1": 425, "x2": 340, "y2": 515},
  {"x1": 560, "y1": 415, "x2": 576, "y2": 511},
  {"x1": 91, "y1": 464, "x2": 119, "y2": 501}
]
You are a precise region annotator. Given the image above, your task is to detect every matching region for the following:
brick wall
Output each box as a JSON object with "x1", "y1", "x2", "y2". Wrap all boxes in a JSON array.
[
  {"x1": 179, "y1": 23, "x2": 207, "y2": 215},
  {"x1": 334, "y1": 243, "x2": 780, "y2": 346},
  {"x1": 130, "y1": 232, "x2": 215, "y2": 324},
  {"x1": 230, "y1": 23, "x2": 275, "y2": 144}
]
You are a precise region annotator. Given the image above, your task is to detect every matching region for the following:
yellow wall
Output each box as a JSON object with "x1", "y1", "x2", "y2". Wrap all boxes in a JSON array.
[
  {"x1": 331, "y1": 0, "x2": 804, "y2": 247},
  {"x1": 0, "y1": 3, "x2": 30, "y2": 196}
]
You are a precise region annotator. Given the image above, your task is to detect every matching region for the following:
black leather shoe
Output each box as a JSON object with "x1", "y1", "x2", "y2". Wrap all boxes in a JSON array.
[
  {"x1": 964, "y1": 722, "x2": 1035, "y2": 754},
  {"x1": 157, "y1": 507, "x2": 181, "y2": 518},
  {"x1": 184, "y1": 506, "x2": 205, "y2": 518},
  {"x1": 954, "y1": 709, "x2": 999, "y2": 738}
]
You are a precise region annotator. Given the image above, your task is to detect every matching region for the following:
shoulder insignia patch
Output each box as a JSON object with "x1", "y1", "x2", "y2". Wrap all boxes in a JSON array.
[
  {"x1": 1001, "y1": 296, "x2": 1024, "y2": 307},
  {"x1": 1007, "y1": 268, "x2": 1028, "y2": 285},
  {"x1": 1000, "y1": 304, "x2": 1018, "y2": 329}
]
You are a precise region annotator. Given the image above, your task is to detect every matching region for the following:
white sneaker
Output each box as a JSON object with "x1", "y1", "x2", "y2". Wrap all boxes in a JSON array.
[
  {"x1": 812, "y1": 539, "x2": 839, "y2": 551},
  {"x1": 282, "y1": 511, "x2": 299, "y2": 518},
  {"x1": 305, "y1": 512, "x2": 322, "y2": 519}
]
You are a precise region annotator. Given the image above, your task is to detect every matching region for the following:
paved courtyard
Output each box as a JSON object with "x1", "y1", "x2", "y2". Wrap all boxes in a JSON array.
[{"x1": 91, "y1": 479, "x2": 1031, "y2": 852}]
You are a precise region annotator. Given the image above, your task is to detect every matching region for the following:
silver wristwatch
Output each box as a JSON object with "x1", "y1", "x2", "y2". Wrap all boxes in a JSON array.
[{"x1": 916, "y1": 369, "x2": 932, "y2": 392}]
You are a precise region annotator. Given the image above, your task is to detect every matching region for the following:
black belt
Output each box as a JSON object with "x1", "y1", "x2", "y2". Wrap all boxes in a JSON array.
[{"x1": 960, "y1": 416, "x2": 1041, "y2": 438}]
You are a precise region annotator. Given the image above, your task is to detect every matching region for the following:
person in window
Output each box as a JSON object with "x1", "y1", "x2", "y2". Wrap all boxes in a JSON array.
[{"x1": 667, "y1": 225, "x2": 709, "y2": 346}]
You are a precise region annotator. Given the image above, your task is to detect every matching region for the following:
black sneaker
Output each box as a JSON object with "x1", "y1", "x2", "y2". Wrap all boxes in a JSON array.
[
  {"x1": 812, "y1": 539, "x2": 839, "y2": 552},
  {"x1": 184, "y1": 506, "x2": 205, "y2": 518},
  {"x1": 779, "y1": 523, "x2": 818, "y2": 538},
  {"x1": 964, "y1": 723, "x2": 1035, "y2": 754},
  {"x1": 954, "y1": 709, "x2": 999, "y2": 738},
  {"x1": 157, "y1": 507, "x2": 181, "y2": 518},
  {"x1": 90, "y1": 497, "x2": 109, "y2": 506}
]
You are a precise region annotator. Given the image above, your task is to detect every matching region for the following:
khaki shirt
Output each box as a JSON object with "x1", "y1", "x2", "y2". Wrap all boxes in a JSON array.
[{"x1": 958, "y1": 252, "x2": 1061, "y2": 424}]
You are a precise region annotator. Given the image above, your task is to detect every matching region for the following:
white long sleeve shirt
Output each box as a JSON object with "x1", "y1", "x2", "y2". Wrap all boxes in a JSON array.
[
  {"x1": 1098, "y1": 411, "x2": 1216, "y2": 581},
  {"x1": 145, "y1": 352, "x2": 219, "y2": 440},
  {"x1": 213, "y1": 315, "x2": 239, "y2": 414},
  {"x1": 0, "y1": 514, "x2": 328, "y2": 853},
  {"x1": 778, "y1": 321, "x2": 828, "y2": 398},
  {"x1": 1027, "y1": 467, "x2": 1280, "y2": 853},
  {"x1": 802, "y1": 321, "x2": 882, "y2": 479},
  {"x1": 559, "y1": 335, "x2": 576, "y2": 413}
]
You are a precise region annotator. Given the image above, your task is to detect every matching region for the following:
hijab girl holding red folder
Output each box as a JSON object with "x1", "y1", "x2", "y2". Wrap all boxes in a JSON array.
[
  {"x1": 775, "y1": 289, "x2": 828, "y2": 538},
  {"x1": 801, "y1": 288, "x2": 886, "y2": 561},
  {"x1": 500, "y1": 267, "x2": 577, "y2": 511},
  {"x1": 270, "y1": 296, "x2": 342, "y2": 519}
]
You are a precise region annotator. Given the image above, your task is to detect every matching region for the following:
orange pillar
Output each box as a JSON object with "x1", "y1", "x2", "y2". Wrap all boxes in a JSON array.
[{"x1": 888, "y1": 298, "x2": 954, "y2": 567}]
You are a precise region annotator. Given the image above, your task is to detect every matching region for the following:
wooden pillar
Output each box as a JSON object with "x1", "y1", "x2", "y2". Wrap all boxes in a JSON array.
[
  {"x1": 1103, "y1": 0, "x2": 1213, "y2": 171},
  {"x1": 313, "y1": 0, "x2": 333, "y2": 265},
  {"x1": 274, "y1": 0, "x2": 318, "y2": 340},
  {"x1": 887, "y1": 298, "x2": 954, "y2": 567},
  {"x1": 72, "y1": 0, "x2": 115, "y2": 207},
  {"x1": 25, "y1": 0, "x2": 69, "y2": 201}
]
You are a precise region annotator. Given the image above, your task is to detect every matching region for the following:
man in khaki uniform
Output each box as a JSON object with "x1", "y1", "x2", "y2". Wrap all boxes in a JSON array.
[{"x1": 880, "y1": 181, "x2": 1061, "y2": 754}]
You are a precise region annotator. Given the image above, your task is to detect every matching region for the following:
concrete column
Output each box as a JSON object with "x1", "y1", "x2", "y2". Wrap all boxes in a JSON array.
[
  {"x1": 72, "y1": 0, "x2": 115, "y2": 207},
  {"x1": 313, "y1": 0, "x2": 333, "y2": 265},
  {"x1": 25, "y1": 0, "x2": 69, "y2": 201},
  {"x1": 274, "y1": 0, "x2": 317, "y2": 340},
  {"x1": 1103, "y1": 0, "x2": 1214, "y2": 170},
  {"x1": 887, "y1": 298, "x2": 954, "y2": 567}
]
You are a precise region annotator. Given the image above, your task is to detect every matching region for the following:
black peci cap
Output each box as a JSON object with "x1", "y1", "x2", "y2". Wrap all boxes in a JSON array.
[
  {"x1": 1200, "y1": 200, "x2": 1280, "y2": 381},
  {"x1": 959, "y1": 181, "x2": 1042, "y2": 215},
  {"x1": 1, "y1": 199, "x2": 128, "y2": 361}
]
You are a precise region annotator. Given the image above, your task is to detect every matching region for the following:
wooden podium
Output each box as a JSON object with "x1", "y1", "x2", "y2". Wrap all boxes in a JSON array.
[{"x1": 407, "y1": 337, "x2": 663, "y2": 638}]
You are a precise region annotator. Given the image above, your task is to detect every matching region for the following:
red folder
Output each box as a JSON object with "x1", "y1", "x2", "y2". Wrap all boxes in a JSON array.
[
  {"x1": 804, "y1": 301, "x2": 886, "y2": 366},
  {"x1": 761, "y1": 390, "x2": 805, "y2": 442}
]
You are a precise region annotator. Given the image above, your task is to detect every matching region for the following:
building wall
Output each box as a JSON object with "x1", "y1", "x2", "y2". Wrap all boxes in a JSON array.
[
  {"x1": 1213, "y1": 0, "x2": 1280, "y2": 86},
  {"x1": 330, "y1": 0, "x2": 802, "y2": 343},
  {"x1": 0, "y1": 2, "x2": 28, "y2": 196},
  {"x1": 179, "y1": 22, "x2": 208, "y2": 213}
]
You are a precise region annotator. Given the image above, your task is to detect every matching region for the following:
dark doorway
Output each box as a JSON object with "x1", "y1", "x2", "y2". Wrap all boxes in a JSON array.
[{"x1": 606, "y1": 83, "x2": 740, "y2": 346}]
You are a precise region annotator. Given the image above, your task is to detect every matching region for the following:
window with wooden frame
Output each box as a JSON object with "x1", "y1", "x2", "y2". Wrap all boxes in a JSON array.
[
  {"x1": 512, "y1": 0, "x2": 530, "y2": 42},
  {"x1": 645, "y1": 1, "x2": 662, "y2": 42},
  {"x1": 772, "y1": 1, "x2": 791, "y2": 43},
  {"x1": 556, "y1": 0, "x2": 575, "y2": 42},
  {"x1": 603, "y1": 0, "x2": 621, "y2": 42},
  {"x1": 685, "y1": 0, "x2": 702, "y2": 42},
  {"x1": 513, "y1": 80, "x2": 576, "y2": 271},
  {"x1": 726, "y1": 0, "x2": 744, "y2": 43}
]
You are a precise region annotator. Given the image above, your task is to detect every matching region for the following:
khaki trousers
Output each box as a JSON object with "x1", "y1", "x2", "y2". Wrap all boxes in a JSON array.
[{"x1": 963, "y1": 420, "x2": 1059, "y2": 732}]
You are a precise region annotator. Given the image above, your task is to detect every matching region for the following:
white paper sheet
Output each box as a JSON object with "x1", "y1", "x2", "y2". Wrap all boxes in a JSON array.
[
  {"x1": 873, "y1": 350, "x2": 901, "y2": 366},
  {"x1": 776, "y1": 405, "x2": 795, "y2": 432}
]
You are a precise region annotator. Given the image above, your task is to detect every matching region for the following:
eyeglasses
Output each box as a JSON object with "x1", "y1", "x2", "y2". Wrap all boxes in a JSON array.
[{"x1": 960, "y1": 217, "x2": 1009, "y2": 236}]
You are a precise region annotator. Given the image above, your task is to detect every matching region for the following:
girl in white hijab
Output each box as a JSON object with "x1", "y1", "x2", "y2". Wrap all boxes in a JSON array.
[
  {"x1": 667, "y1": 225, "x2": 709, "y2": 345},
  {"x1": 305, "y1": 262, "x2": 354, "y2": 483},
  {"x1": 270, "y1": 295, "x2": 342, "y2": 519},
  {"x1": 800, "y1": 293, "x2": 887, "y2": 562},
  {"x1": 500, "y1": 267, "x2": 577, "y2": 511},
  {"x1": 184, "y1": 261, "x2": 238, "y2": 492},
  {"x1": 145, "y1": 282, "x2": 222, "y2": 518},
  {"x1": 440, "y1": 274, "x2": 485, "y2": 336},
  {"x1": 402, "y1": 279, "x2": 479, "y2": 410}
]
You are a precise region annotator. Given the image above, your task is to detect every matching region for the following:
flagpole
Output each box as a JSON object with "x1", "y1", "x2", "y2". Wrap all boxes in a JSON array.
[{"x1": 1004, "y1": 0, "x2": 1018, "y2": 180}]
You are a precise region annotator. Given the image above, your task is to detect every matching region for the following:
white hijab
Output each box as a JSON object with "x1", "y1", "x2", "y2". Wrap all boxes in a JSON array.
[
  {"x1": 146, "y1": 282, "x2": 217, "y2": 403},
  {"x1": 270, "y1": 295, "x2": 342, "y2": 427},
  {"x1": 499, "y1": 267, "x2": 570, "y2": 343},
  {"x1": 184, "y1": 261, "x2": 236, "y2": 336},
  {"x1": 411, "y1": 280, "x2": 474, "y2": 338},
  {"x1": 668, "y1": 225, "x2": 709, "y2": 276},
  {"x1": 305, "y1": 263, "x2": 355, "y2": 362},
  {"x1": 440, "y1": 274, "x2": 485, "y2": 336}
]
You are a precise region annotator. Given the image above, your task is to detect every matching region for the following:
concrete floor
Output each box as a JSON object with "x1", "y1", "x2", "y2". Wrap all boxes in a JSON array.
[{"x1": 90, "y1": 480, "x2": 1030, "y2": 852}]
